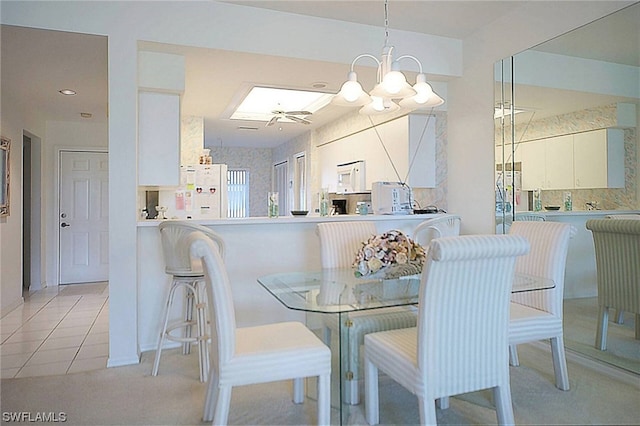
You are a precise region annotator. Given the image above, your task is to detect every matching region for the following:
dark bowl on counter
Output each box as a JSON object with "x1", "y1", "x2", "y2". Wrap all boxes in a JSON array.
[
  {"x1": 544, "y1": 206, "x2": 561, "y2": 211},
  {"x1": 291, "y1": 210, "x2": 309, "y2": 216}
]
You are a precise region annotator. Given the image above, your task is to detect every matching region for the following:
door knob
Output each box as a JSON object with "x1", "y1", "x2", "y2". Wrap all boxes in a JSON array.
[{"x1": 61, "y1": 222, "x2": 70, "y2": 228}]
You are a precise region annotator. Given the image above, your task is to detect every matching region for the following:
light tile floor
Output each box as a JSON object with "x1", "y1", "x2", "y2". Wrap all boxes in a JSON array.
[{"x1": 0, "y1": 282, "x2": 109, "y2": 379}]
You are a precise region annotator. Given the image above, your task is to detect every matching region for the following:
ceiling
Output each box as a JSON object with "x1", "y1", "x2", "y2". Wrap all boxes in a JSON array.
[{"x1": 1, "y1": 1, "x2": 638, "y2": 149}]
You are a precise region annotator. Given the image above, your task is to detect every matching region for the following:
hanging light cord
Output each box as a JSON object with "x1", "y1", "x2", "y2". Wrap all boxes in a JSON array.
[{"x1": 384, "y1": 0, "x2": 390, "y2": 47}]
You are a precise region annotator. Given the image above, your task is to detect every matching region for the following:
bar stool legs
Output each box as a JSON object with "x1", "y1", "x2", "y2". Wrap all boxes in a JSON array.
[{"x1": 152, "y1": 276, "x2": 210, "y2": 382}]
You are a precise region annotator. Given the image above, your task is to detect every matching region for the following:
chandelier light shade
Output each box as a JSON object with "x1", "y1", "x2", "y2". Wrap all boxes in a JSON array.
[{"x1": 332, "y1": 0, "x2": 444, "y2": 115}]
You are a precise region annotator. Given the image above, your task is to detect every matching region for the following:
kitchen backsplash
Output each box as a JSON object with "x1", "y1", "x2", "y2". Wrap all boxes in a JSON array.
[{"x1": 498, "y1": 103, "x2": 637, "y2": 210}]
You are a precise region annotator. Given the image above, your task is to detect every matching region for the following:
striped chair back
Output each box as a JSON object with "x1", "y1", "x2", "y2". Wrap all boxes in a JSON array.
[{"x1": 317, "y1": 221, "x2": 377, "y2": 268}]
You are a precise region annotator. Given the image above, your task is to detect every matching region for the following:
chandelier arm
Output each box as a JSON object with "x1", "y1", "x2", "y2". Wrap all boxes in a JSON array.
[
  {"x1": 394, "y1": 55, "x2": 424, "y2": 74},
  {"x1": 350, "y1": 54, "x2": 381, "y2": 71}
]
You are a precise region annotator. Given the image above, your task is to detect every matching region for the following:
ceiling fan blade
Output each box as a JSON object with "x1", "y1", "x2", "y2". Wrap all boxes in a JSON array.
[
  {"x1": 285, "y1": 111, "x2": 312, "y2": 116},
  {"x1": 287, "y1": 115, "x2": 311, "y2": 125},
  {"x1": 266, "y1": 116, "x2": 279, "y2": 127}
]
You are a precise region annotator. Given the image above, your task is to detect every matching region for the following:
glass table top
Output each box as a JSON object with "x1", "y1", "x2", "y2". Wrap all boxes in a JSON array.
[{"x1": 257, "y1": 268, "x2": 555, "y2": 314}]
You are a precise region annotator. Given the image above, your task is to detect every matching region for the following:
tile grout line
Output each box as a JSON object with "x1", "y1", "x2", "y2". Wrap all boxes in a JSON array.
[{"x1": 66, "y1": 296, "x2": 110, "y2": 373}]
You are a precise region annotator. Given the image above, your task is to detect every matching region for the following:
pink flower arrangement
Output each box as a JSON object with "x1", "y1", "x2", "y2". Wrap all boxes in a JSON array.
[{"x1": 353, "y1": 229, "x2": 426, "y2": 278}]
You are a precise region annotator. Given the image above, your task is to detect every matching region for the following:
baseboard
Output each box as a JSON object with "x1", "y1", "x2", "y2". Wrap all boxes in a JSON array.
[{"x1": 107, "y1": 354, "x2": 141, "y2": 368}]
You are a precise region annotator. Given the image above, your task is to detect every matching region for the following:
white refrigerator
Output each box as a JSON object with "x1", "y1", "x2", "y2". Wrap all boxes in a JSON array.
[{"x1": 158, "y1": 164, "x2": 228, "y2": 220}]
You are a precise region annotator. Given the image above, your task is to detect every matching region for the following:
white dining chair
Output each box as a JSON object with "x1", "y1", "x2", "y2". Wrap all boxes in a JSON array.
[
  {"x1": 189, "y1": 231, "x2": 331, "y2": 425},
  {"x1": 604, "y1": 214, "x2": 640, "y2": 324},
  {"x1": 508, "y1": 221, "x2": 572, "y2": 390},
  {"x1": 152, "y1": 221, "x2": 225, "y2": 382},
  {"x1": 412, "y1": 214, "x2": 461, "y2": 248},
  {"x1": 364, "y1": 234, "x2": 530, "y2": 425},
  {"x1": 586, "y1": 218, "x2": 640, "y2": 350},
  {"x1": 316, "y1": 221, "x2": 418, "y2": 405}
]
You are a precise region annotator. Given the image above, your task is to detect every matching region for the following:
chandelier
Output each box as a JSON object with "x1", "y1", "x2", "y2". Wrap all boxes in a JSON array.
[{"x1": 332, "y1": 0, "x2": 444, "y2": 115}]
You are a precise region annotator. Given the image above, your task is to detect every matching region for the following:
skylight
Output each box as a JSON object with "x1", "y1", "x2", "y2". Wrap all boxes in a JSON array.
[{"x1": 230, "y1": 86, "x2": 333, "y2": 122}]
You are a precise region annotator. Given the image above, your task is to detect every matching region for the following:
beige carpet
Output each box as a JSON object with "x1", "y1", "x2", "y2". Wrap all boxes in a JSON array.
[
  {"x1": 563, "y1": 297, "x2": 640, "y2": 375},
  {"x1": 1, "y1": 343, "x2": 639, "y2": 425}
]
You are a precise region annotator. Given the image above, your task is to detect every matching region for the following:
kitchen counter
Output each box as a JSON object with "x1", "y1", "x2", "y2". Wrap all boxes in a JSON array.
[
  {"x1": 137, "y1": 214, "x2": 442, "y2": 352},
  {"x1": 137, "y1": 213, "x2": 440, "y2": 227},
  {"x1": 534, "y1": 209, "x2": 640, "y2": 217}
]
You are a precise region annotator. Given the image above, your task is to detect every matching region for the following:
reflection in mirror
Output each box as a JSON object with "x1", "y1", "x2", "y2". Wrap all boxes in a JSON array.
[
  {"x1": 0, "y1": 136, "x2": 9, "y2": 217},
  {"x1": 495, "y1": 3, "x2": 639, "y2": 374}
]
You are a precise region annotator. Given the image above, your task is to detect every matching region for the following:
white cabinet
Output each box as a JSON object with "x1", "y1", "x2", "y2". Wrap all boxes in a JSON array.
[
  {"x1": 138, "y1": 92, "x2": 181, "y2": 186},
  {"x1": 573, "y1": 129, "x2": 624, "y2": 189},
  {"x1": 545, "y1": 135, "x2": 574, "y2": 189},
  {"x1": 318, "y1": 114, "x2": 436, "y2": 191},
  {"x1": 520, "y1": 140, "x2": 546, "y2": 190},
  {"x1": 520, "y1": 129, "x2": 624, "y2": 190}
]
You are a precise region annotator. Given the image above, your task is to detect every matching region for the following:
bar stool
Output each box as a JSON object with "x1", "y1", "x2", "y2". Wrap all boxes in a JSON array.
[{"x1": 151, "y1": 221, "x2": 225, "y2": 382}]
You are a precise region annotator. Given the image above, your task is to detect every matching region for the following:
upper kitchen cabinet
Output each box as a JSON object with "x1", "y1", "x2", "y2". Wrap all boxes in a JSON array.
[
  {"x1": 574, "y1": 128, "x2": 625, "y2": 189},
  {"x1": 521, "y1": 135, "x2": 574, "y2": 190},
  {"x1": 138, "y1": 92, "x2": 181, "y2": 186},
  {"x1": 318, "y1": 114, "x2": 436, "y2": 192},
  {"x1": 520, "y1": 139, "x2": 546, "y2": 190},
  {"x1": 520, "y1": 129, "x2": 625, "y2": 191},
  {"x1": 137, "y1": 51, "x2": 185, "y2": 187},
  {"x1": 544, "y1": 135, "x2": 574, "y2": 190}
]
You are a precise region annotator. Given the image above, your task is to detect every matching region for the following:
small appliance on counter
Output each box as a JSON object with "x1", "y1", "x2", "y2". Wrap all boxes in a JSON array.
[
  {"x1": 371, "y1": 181, "x2": 412, "y2": 215},
  {"x1": 336, "y1": 160, "x2": 366, "y2": 194}
]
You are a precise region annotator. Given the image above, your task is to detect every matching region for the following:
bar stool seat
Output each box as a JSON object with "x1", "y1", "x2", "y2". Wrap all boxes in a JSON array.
[{"x1": 151, "y1": 221, "x2": 225, "y2": 382}]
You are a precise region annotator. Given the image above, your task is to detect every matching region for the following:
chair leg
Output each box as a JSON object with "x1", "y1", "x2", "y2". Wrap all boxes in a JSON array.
[
  {"x1": 614, "y1": 309, "x2": 624, "y2": 324},
  {"x1": 437, "y1": 396, "x2": 449, "y2": 409},
  {"x1": 595, "y1": 305, "x2": 609, "y2": 350},
  {"x1": 152, "y1": 280, "x2": 178, "y2": 376},
  {"x1": 364, "y1": 357, "x2": 379, "y2": 425},
  {"x1": 418, "y1": 397, "x2": 437, "y2": 426},
  {"x1": 635, "y1": 313, "x2": 640, "y2": 340},
  {"x1": 195, "y1": 282, "x2": 209, "y2": 383},
  {"x1": 317, "y1": 373, "x2": 331, "y2": 426},
  {"x1": 212, "y1": 385, "x2": 232, "y2": 426},
  {"x1": 345, "y1": 379, "x2": 359, "y2": 405},
  {"x1": 509, "y1": 344, "x2": 520, "y2": 367},
  {"x1": 322, "y1": 325, "x2": 332, "y2": 345},
  {"x1": 202, "y1": 370, "x2": 218, "y2": 422},
  {"x1": 183, "y1": 286, "x2": 195, "y2": 355},
  {"x1": 493, "y1": 383, "x2": 515, "y2": 426},
  {"x1": 550, "y1": 335, "x2": 570, "y2": 390},
  {"x1": 292, "y1": 378, "x2": 304, "y2": 404}
]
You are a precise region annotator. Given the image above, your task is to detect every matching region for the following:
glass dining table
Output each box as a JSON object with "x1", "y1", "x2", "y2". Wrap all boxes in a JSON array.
[{"x1": 257, "y1": 268, "x2": 554, "y2": 425}]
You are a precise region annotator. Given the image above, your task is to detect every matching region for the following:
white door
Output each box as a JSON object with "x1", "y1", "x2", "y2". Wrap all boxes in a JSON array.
[
  {"x1": 274, "y1": 161, "x2": 288, "y2": 216},
  {"x1": 59, "y1": 151, "x2": 109, "y2": 284}
]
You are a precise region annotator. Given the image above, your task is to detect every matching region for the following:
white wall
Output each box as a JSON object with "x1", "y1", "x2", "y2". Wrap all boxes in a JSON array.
[
  {"x1": 0, "y1": 91, "x2": 46, "y2": 315},
  {"x1": 0, "y1": 0, "x2": 632, "y2": 365}
]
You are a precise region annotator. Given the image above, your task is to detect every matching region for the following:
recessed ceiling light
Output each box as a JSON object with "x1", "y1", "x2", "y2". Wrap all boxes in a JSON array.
[
  {"x1": 80, "y1": 112, "x2": 93, "y2": 119},
  {"x1": 59, "y1": 89, "x2": 77, "y2": 96},
  {"x1": 311, "y1": 82, "x2": 328, "y2": 89},
  {"x1": 230, "y1": 86, "x2": 332, "y2": 123}
]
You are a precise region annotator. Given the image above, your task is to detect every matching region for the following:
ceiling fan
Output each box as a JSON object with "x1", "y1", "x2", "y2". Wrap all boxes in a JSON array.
[{"x1": 266, "y1": 110, "x2": 312, "y2": 127}]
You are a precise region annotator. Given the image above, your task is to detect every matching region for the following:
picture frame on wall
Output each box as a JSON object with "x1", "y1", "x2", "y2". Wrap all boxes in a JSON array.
[{"x1": 1, "y1": 136, "x2": 10, "y2": 217}]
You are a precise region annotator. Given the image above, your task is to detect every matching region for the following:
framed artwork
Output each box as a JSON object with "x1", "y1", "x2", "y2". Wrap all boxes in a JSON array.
[{"x1": 1, "y1": 136, "x2": 10, "y2": 217}]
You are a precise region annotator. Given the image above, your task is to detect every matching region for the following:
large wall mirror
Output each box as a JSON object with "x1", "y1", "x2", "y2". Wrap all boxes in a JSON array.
[
  {"x1": 495, "y1": 3, "x2": 639, "y2": 373},
  {"x1": 0, "y1": 136, "x2": 9, "y2": 217}
]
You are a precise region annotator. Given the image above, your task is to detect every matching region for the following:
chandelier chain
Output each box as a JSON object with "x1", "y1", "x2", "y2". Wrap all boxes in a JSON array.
[{"x1": 384, "y1": 0, "x2": 390, "y2": 47}]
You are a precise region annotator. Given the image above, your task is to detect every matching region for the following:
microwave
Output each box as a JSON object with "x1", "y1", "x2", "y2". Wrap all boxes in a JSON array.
[
  {"x1": 336, "y1": 160, "x2": 365, "y2": 193},
  {"x1": 371, "y1": 181, "x2": 413, "y2": 215}
]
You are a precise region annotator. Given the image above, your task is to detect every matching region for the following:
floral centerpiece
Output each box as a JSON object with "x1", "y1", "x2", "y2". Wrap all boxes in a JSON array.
[{"x1": 353, "y1": 229, "x2": 426, "y2": 279}]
